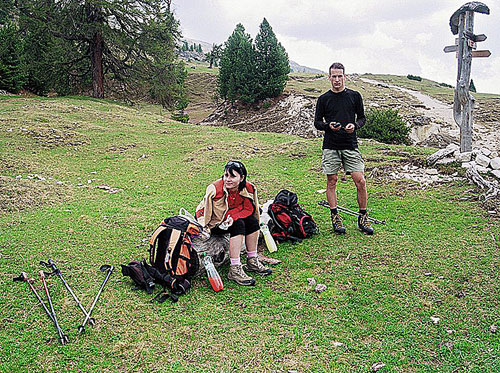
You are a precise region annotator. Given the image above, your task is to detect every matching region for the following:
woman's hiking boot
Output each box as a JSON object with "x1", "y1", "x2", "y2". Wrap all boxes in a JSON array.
[
  {"x1": 331, "y1": 213, "x2": 346, "y2": 234},
  {"x1": 246, "y1": 257, "x2": 273, "y2": 276},
  {"x1": 227, "y1": 264, "x2": 256, "y2": 286},
  {"x1": 358, "y1": 213, "x2": 374, "y2": 235}
]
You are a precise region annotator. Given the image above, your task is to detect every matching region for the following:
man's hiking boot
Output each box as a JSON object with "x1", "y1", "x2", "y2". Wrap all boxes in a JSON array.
[
  {"x1": 331, "y1": 213, "x2": 346, "y2": 234},
  {"x1": 227, "y1": 264, "x2": 256, "y2": 286},
  {"x1": 246, "y1": 257, "x2": 272, "y2": 276},
  {"x1": 358, "y1": 213, "x2": 374, "y2": 235}
]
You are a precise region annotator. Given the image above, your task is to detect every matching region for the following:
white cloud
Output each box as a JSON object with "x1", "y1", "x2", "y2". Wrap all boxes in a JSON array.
[{"x1": 174, "y1": 0, "x2": 500, "y2": 94}]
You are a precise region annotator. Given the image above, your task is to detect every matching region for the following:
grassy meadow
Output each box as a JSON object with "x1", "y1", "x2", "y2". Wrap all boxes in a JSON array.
[{"x1": 0, "y1": 90, "x2": 499, "y2": 371}]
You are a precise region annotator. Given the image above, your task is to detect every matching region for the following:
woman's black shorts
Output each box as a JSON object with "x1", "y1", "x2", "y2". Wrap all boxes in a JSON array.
[{"x1": 211, "y1": 215, "x2": 260, "y2": 237}]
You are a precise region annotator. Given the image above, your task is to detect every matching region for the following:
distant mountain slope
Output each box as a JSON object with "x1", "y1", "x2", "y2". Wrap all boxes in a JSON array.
[{"x1": 289, "y1": 60, "x2": 324, "y2": 74}]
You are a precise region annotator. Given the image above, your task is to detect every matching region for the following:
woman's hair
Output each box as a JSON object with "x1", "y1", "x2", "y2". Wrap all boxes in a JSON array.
[{"x1": 224, "y1": 160, "x2": 247, "y2": 190}]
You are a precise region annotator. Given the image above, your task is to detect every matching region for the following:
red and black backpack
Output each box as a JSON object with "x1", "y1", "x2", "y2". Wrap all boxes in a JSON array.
[{"x1": 268, "y1": 190, "x2": 318, "y2": 243}]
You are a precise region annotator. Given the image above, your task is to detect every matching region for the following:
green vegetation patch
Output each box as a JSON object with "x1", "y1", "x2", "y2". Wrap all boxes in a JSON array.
[{"x1": 1, "y1": 96, "x2": 499, "y2": 371}]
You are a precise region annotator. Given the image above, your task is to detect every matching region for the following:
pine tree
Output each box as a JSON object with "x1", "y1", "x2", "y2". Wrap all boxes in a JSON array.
[
  {"x1": 17, "y1": 0, "x2": 185, "y2": 108},
  {"x1": 469, "y1": 78, "x2": 477, "y2": 93},
  {"x1": 205, "y1": 43, "x2": 222, "y2": 68},
  {"x1": 254, "y1": 18, "x2": 289, "y2": 100},
  {"x1": 218, "y1": 24, "x2": 258, "y2": 104}
]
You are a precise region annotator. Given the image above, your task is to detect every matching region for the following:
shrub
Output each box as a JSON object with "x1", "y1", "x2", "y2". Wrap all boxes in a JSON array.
[
  {"x1": 358, "y1": 108, "x2": 411, "y2": 145},
  {"x1": 407, "y1": 74, "x2": 422, "y2": 82},
  {"x1": 439, "y1": 82, "x2": 453, "y2": 88}
]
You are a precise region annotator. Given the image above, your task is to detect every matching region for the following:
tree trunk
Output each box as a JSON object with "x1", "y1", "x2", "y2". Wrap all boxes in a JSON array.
[{"x1": 90, "y1": 31, "x2": 104, "y2": 99}]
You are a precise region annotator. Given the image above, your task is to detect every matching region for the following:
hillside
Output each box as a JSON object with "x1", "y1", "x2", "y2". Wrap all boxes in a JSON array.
[
  {"x1": 0, "y1": 86, "x2": 499, "y2": 370},
  {"x1": 184, "y1": 68, "x2": 500, "y2": 153}
]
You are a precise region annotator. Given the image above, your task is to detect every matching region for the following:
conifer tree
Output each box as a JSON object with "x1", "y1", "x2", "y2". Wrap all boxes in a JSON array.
[
  {"x1": 469, "y1": 78, "x2": 477, "y2": 93},
  {"x1": 254, "y1": 18, "x2": 289, "y2": 99},
  {"x1": 0, "y1": 22, "x2": 25, "y2": 93},
  {"x1": 205, "y1": 43, "x2": 222, "y2": 68},
  {"x1": 16, "y1": 0, "x2": 185, "y2": 108},
  {"x1": 218, "y1": 24, "x2": 258, "y2": 104}
]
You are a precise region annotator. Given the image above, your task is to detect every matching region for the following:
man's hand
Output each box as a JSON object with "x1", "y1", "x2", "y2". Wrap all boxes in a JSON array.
[
  {"x1": 345, "y1": 123, "x2": 355, "y2": 134},
  {"x1": 329, "y1": 122, "x2": 342, "y2": 131}
]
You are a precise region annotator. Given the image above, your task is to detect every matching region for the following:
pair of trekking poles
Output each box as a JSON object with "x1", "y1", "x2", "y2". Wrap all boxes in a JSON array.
[{"x1": 13, "y1": 259, "x2": 114, "y2": 345}]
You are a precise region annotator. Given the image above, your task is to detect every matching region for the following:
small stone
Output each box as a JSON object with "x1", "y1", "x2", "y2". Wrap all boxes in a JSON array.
[
  {"x1": 480, "y1": 148, "x2": 492, "y2": 156},
  {"x1": 16, "y1": 175, "x2": 22, "y2": 179},
  {"x1": 314, "y1": 284, "x2": 327, "y2": 293},
  {"x1": 455, "y1": 151, "x2": 472, "y2": 162},
  {"x1": 424, "y1": 272, "x2": 432, "y2": 276},
  {"x1": 332, "y1": 341, "x2": 343, "y2": 347},
  {"x1": 490, "y1": 157, "x2": 500, "y2": 170},
  {"x1": 436, "y1": 157, "x2": 455, "y2": 165},
  {"x1": 316, "y1": 189, "x2": 327, "y2": 194},
  {"x1": 491, "y1": 170, "x2": 500, "y2": 179},
  {"x1": 371, "y1": 362, "x2": 386, "y2": 372},
  {"x1": 207, "y1": 146, "x2": 214, "y2": 150},
  {"x1": 490, "y1": 324, "x2": 497, "y2": 333},
  {"x1": 475, "y1": 153, "x2": 491, "y2": 168},
  {"x1": 446, "y1": 329, "x2": 455, "y2": 334},
  {"x1": 476, "y1": 165, "x2": 489, "y2": 174},
  {"x1": 430, "y1": 316, "x2": 440, "y2": 324},
  {"x1": 425, "y1": 169, "x2": 439, "y2": 175},
  {"x1": 307, "y1": 277, "x2": 316, "y2": 286}
]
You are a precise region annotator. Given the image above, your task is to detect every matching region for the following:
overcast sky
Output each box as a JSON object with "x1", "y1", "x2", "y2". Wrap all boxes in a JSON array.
[{"x1": 173, "y1": 0, "x2": 499, "y2": 94}]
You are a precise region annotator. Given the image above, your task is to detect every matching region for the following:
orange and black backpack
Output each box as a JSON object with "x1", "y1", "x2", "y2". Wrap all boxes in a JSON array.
[{"x1": 149, "y1": 215, "x2": 202, "y2": 295}]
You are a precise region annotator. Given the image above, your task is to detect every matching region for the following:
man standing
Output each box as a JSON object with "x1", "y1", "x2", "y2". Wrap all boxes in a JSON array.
[{"x1": 314, "y1": 62, "x2": 373, "y2": 235}]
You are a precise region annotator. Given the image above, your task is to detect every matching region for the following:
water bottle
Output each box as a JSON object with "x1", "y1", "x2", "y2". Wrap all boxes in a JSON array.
[
  {"x1": 202, "y1": 254, "x2": 224, "y2": 292},
  {"x1": 260, "y1": 222, "x2": 277, "y2": 253}
]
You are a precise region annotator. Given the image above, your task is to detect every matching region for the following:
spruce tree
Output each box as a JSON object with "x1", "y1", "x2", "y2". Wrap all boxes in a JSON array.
[
  {"x1": 218, "y1": 24, "x2": 258, "y2": 104},
  {"x1": 0, "y1": 22, "x2": 25, "y2": 93},
  {"x1": 469, "y1": 78, "x2": 477, "y2": 93},
  {"x1": 254, "y1": 18, "x2": 289, "y2": 100}
]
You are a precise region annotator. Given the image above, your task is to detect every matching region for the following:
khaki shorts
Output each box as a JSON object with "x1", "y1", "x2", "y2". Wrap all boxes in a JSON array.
[{"x1": 322, "y1": 148, "x2": 365, "y2": 175}]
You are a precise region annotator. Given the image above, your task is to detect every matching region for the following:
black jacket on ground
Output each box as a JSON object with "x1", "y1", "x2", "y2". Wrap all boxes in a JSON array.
[{"x1": 314, "y1": 88, "x2": 366, "y2": 150}]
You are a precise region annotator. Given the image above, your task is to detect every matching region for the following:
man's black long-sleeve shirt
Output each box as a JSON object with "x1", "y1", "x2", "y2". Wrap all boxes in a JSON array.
[{"x1": 314, "y1": 88, "x2": 366, "y2": 150}]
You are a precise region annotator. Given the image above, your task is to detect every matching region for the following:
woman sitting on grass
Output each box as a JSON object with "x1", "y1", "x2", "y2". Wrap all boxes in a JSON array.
[{"x1": 196, "y1": 160, "x2": 272, "y2": 286}]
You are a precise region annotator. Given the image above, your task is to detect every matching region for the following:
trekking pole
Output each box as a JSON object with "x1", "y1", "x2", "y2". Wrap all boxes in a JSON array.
[
  {"x1": 13, "y1": 272, "x2": 55, "y2": 324},
  {"x1": 78, "y1": 264, "x2": 114, "y2": 334},
  {"x1": 40, "y1": 259, "x2": 95, "y2": 326},
  {"x1": 318, "y1": 201, "x2": 386, "y2": 225},
  {"x1": 39, "y1": 270, "x2": 69, "y2": 345}
]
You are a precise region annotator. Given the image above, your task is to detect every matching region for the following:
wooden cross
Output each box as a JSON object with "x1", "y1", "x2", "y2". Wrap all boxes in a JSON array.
[{"x1": 444, "y1": 2, "x2": 490, "y2": 152}]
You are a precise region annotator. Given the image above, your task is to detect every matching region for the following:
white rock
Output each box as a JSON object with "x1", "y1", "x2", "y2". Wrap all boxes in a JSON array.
[
  {"x1": 456, "y1": 152, "x2": 472, "y2": 162},
  {"x1": 475, "y1": 154, "x2": 491, "y2": 168},
  {"x1": 491, "y1": 151, "x2": 498, "y2": 159},
  {"x1": 436, "y1": 158, "x2": 455, "y2": 165},
  {"x1": 491, "y1": 170, "x2": 500, "y2": 179},
  {"x1": 476, "y1": 166, "x2": 489, "y2": 174},
  {"x1": 490, "y1": 157, "x2": 500, "y2": 170},
  {"x1": 481, "y1": 148, "x2": 492, "y2": 156},
  {"x1": 430, "y1": 316, "x2": 440, "y2": 324},
  {"x1": 425, "y1": 169, "x2": 439, "y2": 175}
]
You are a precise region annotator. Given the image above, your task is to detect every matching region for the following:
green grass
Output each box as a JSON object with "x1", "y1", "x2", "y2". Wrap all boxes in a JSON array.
[{"x1": 1, "y1": 95, "x2": 499, "y2": 371}]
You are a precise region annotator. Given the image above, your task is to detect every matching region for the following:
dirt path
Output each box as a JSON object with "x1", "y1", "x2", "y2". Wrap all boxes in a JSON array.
[{"x1": 361, "y1": 78, "x2": 499, "y2": 151}]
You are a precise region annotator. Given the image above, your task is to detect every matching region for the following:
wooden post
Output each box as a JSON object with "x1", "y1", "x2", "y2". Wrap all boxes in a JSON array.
[{"x1": 446, "y1": 2, "x2": 490, "y2": 153}]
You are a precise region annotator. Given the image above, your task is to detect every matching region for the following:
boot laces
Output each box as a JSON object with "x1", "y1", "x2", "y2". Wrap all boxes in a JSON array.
[
  {"x1": 331, "y1": 213, "x2": 343, "y2": 229},
  {"x1": 359, "y1": 213, "x2": 371, "y2": 228}
]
